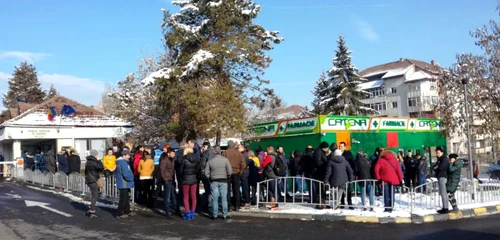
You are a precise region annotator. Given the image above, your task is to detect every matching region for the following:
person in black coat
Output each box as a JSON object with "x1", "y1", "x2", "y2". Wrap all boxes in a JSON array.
[
  {"x1": 85, "y1": 149, "x2": 104, "y2": 215},
  {"x1": 68, "y1": 149, "x2": 81, "y2": 174},
  {"x1": 44, "y1": 149, "x2": 57, "y2": 174},
  {"x1": 57, "y1": 148, "x2": 69, "y2": 174},
  {"x1": 312, "y1": 142, "x2": 329, "y2": 207},
  {"x1": 289, "y1": 150, "x2": 304, "y2": 194},
  {"x1": 433, "y1": 147, "x2": 450, "y2": 214},
  {"x1": 324, "y1": 149, "x2": 354, "y2": 208},
  {"x1": 179, "y1": 147, "x2": 200, "y2": 220}
]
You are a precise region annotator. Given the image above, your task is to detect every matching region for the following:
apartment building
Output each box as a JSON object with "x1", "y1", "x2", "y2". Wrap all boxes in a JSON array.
[{"x1": 358, "y1": 58, "x2": 439, "y2": 118}]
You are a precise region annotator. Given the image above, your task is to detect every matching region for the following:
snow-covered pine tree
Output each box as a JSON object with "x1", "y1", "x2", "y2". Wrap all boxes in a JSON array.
[
  {"x1": 143, "y1": 0, "x2": 283, "y2": 143},
  {"x1": 45, "y1": 84, "x2": 58, "y2": 100},
  {"x1": 327, "y1": 35, "x2": 377, "y2": 116},
  {"x1": 311, "y1": 71, "x2": 330, "y2": 114},
  {"x1": 3, "y1": 61, "x2": 46, "y2": 108}
]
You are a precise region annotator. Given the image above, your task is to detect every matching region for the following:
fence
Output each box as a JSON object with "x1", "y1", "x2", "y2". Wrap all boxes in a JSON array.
[
  {"x1": 5, "y1": 164, "x2": 134, "y2": 203},
  {"x1": 257, "y1": 177, "x2": 500, "y2": 213}
]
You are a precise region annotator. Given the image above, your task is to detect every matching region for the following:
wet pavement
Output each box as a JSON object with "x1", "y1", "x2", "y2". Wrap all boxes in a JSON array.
[{"x1": 1, "y1": 179, "x2": 500, "y2": 240}]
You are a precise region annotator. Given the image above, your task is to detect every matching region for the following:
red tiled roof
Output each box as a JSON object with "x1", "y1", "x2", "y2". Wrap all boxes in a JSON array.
[{"x1": 359, "y1": 58, "x2": 439, "y2": 77}]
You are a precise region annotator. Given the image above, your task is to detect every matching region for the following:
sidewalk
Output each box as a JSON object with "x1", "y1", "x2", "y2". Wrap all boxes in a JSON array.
[{"x1": 231, "y1": 202, "x2": 500, "y2": 224}]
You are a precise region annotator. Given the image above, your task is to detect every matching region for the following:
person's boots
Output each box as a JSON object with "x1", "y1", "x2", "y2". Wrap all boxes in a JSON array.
[
  {"x1": 190, "y1": 210, "x2": 195, "y2": 220},
  {"x1": 437, "y1": 208, "x2": 449, "y2": 214}
]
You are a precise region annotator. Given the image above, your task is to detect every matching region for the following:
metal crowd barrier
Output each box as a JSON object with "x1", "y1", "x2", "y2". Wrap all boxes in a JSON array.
[
  {"x1": 256, "y1": 176, "x2": 500, "y2": 214},
  {"x1": 6, "y1": 164, "x2": 134, "y2": 203}
]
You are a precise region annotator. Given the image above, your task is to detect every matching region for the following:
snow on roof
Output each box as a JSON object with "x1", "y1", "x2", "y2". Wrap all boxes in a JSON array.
[
  {"x1": 358, "y1": 79, "x2": 384, "y2": 90},
  {"x1": 4, "y1": 113, "x2": 132, "y2": 127},
  {"x1": 405, "y1": 71, "x2": 433, "y2": 82},
  {"x1": 381, "y1": 65, "x2": 413, "y2": 79},
  {"x1": 2, "y1": 95, "x2": 133, "y2": 128}
]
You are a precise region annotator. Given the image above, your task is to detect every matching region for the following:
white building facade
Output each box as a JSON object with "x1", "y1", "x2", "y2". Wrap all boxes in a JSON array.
[
  {"x1": 358, "y1": 58, "x2": 439, "y2": 118},
  {"x1": 0, "y1": 96, "x2": 133, "y2": 163}
]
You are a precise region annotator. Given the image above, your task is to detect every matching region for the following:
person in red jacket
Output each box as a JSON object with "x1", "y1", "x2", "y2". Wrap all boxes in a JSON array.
[
  {"x1": 133, "y1": 145, "x2": 144, "y2": 204},
  {"x1": 374, "y1": 150, "x2": 403, "y2": 213}
]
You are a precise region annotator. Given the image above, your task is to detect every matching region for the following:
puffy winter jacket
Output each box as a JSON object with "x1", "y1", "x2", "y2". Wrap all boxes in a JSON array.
[
  {"x1": 434, "y1": 155, "x2": 450, "y2": 179},
  {"x1": 85, "y1": 156, "x2": 103, "y2": 184},
  {"x1": 262, "y1": 152, "x2": 278, "y2": 179},
  {"x1": 180, "y1": 149, "x2": 200, "y2": 185},
  {"x1": 324, "y1": 155, "x2": 354, "y2": 187},
  {"x1": 160, "y1": 154, "x2": 175, "y2": 183},
  {"x1": 374, "y1": 151, "x2": 403, "y2": 186},
  {"x1": 44, "y1": 150, "x2": 57, "y2": 173},
  {"x1": 68, "y1": 154, "x2": 81, "y2": 174},
  {"x1": 447, "y1": 159, "x2": 463, "y2": 193},
  {"x1": 416, "y1": 156, "x2": 428, "y2": 175}
]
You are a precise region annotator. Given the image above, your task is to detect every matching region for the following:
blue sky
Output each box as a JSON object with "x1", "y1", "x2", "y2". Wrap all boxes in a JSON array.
[{"x1": 0, "y1": 0, "x2": 497, "y2": 108}]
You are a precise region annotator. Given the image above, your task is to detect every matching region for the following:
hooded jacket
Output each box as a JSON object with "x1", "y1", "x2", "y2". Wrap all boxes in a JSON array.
[
  {"x1": 44, "y1": 150, "x2": 57, "y2": 173},
  {"x1": 85, "y1": 156, "x2": 104, "y2": 184},
  {"x1": 324, "y1": 155, "x2": 354, "y2": 187},
  {"x1": 289, "y1": 153, "x2": 303, "y2": 176},
  {"x1": 447, "y1": 159, "x2": 463, "y2": 193},
  {"x1": 180, "y1": 148, "x2": 200, "y2": 185},
  {"x1": 342, "y1": 150, "x2": 357, "y2": 177},
  {"x1": 374, "y1": 150, "x2": 403, "y2": 185}
]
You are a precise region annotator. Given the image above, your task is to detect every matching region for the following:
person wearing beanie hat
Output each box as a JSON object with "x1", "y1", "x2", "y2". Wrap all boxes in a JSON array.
[
  {"x1": 446, "y1": 153, "x2": 462, "y2": 212},
  {"x1": 115, "y1": 149, "x2": 135, "y2": 218}
]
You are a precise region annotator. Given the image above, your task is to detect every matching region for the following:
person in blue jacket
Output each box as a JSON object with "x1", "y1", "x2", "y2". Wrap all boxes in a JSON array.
[
  {"x1": 115, "y1": 150, "x2": 135, "y2": 219},
  {"x1": 153, "y1": 144, "x2": 163, "y2": 198}
]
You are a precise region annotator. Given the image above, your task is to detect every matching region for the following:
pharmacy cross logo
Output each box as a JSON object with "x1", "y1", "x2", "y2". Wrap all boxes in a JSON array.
[{"x1": 372, "y1": 120, "x2": 379, "y2": 128}]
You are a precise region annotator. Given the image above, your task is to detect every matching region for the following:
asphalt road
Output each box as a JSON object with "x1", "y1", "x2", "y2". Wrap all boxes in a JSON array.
[{"x1": 1, "y1": 179, "x2": 500, "y2": 240}]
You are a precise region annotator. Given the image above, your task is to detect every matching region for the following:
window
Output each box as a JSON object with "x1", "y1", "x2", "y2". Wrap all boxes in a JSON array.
[
  {"x1": 367, "y1": 102, "x2": 387, "y2": 111},
  {"x1": 408, "y1": 84, "x2": 420, "y2": 91},
  {"x1": 367, "y1": 87, "x2": 385, "y2": 98},
  {"x1": 392, "y1": 101, "x2": 398, "y2": 108},
  {"x1": 408, "y1": 97, "x2": 421, "y2": 107},
  {"x1": 390, "y1": 87, "x2": 397, "y2": 94}
]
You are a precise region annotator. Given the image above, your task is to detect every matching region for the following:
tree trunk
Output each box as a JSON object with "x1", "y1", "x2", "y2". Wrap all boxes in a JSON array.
[{"x1": 215, "y1": 129, "x2": 222, "y2": 147}]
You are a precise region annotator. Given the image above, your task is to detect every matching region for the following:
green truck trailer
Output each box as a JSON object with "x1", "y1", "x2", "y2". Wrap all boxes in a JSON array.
[{"x1": 243, "y1": 115, "x2": 447, "y2": 164}]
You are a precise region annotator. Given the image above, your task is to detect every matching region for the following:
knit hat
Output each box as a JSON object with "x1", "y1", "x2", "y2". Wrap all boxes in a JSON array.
[
  {"x1": 449, "y1": 153, "x2": 458, "y2": 159},
  {"x1": 319, "y1": 141, "x2": 329, "y2": 149}
]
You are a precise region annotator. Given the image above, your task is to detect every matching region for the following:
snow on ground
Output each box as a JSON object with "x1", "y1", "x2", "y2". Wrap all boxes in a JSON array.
[{"x1": 26, "y1": 186, "x2": 117, "y2": 209}]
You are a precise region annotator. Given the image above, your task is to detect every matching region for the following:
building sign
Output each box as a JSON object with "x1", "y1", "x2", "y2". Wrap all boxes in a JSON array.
[
  {"x1": 24, "y1": 129, "x2": 54, "y2": 138},
  {"x1": 414, "y1": 119, "x2": 442, "y2": 131},
  {"x1": 277, "y1": 121, "x2": 287, "y2": 135},
  {"x1": 243, "y1": 122, "x2": 278, "y2": 139},
  {"x1": 320, "y1": 116, "x2": 370, "y2": 131},
  {"x1": 407, "y1": 119, "x2": 417, "y2": 131},
  {"x1": 373, "y1": 118, "x2": 408, "y2": 131},
  {"x1": 284, "y1": 117, "x2": 318, "y2": 134}
]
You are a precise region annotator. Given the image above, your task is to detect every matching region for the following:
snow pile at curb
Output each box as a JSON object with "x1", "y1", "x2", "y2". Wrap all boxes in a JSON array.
[{"x1": 27, "y1": 186, "x2": 117, "y2": 209}]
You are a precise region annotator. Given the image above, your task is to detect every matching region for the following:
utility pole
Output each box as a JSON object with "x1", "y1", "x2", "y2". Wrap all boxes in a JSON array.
[{"x1": 462, "y1": 78, "x2": 475, "y2": 200}]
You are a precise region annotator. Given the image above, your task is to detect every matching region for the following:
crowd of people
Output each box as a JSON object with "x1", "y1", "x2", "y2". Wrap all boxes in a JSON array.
[{"x1": 19, "y1": 139, "x2": 465, "y2": 219}]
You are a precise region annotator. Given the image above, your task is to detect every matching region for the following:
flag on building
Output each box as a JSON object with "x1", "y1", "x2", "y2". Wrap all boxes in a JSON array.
[
  {"x1": 47, "y1": 106, "x2": 56, "y2": 121},
  {"x1": 61, "y1": 104, "x2": 76, "y2": 116}
]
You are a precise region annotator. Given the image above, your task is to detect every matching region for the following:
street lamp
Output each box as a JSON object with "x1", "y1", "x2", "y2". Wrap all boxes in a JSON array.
[{"x1": 462, "y1": 78, "x2": 475, "y2": 200}]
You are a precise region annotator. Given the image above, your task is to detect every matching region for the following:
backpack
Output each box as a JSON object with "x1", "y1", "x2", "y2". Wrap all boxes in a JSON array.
[{"x1": 273, "y1": 156, "x2": 287, "y2": 177}]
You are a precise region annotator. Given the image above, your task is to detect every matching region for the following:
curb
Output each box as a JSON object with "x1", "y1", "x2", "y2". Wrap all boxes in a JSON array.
[
  {"x1": 10, "y1": 180, "x2": 500, "y2": 224},
  {"x1": 232, "y1": 205, "x2": 500, "y2": 224}
]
